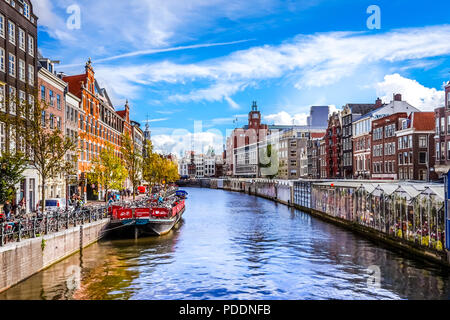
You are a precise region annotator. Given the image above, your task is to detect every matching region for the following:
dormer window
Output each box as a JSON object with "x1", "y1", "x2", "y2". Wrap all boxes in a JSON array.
[
  {"x1": 23, "y1": 2, "x2": 30, "y2": 19},
  {"x1": 447, "y1": 92, "x2": 450, "y2": 108}
]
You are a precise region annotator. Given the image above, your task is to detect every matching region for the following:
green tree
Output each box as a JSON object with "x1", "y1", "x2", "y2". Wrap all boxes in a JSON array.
[
  {"x1": 121, "y1": 132, "x2": 143, "y2": 200},
  {"x1": 0, "y1": 91, "x2": 77, "y2": 211},
  {"x1": 88, "y1": 143, "x2": 127, "y2": 202},
  {"x1": 0, "y1": 152, "x2": 27, "y2": 204}
]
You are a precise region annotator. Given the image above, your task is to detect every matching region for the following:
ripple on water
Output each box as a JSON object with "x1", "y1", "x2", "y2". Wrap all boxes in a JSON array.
[{"x1": 1, "y1": 187, "x2": 450, "y2": 300}]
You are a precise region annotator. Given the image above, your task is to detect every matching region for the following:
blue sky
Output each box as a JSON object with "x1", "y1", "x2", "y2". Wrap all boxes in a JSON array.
[{"x1": 36, "y1": 0, "x2": 450, "y2": 155}]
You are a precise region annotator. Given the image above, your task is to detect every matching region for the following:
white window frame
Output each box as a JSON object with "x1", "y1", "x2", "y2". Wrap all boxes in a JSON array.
[
  {"x1": 28, "y1": 64, "x2": 34, "y2": 86},
  {"x1": 18, "y1": 59, "x2": 25, "y2": 82},
  {"x1": 0, "y1": 48, "x2": 4, "y2": 72},
  {"x1": 8, "y1": 20, "x2": 15, "y2": 45},
  {"x1": 0, "y1": 14, "x2": 5, "y2": 38},
  {"x1": 0, "y1": 85, "x2": 5, "y2": 112},
  {"x1": 9, "y1": 86, "x2": 16, "y2": 115},
  {"x1": 8, "y1": 53, "x2": 15, "y2": 77},
  {"x1": 27, "y1": 34, "x2": 34, "y2": 56},
  {"x1": 18, "y1": 28, "x2": 25, "y2": 51}
]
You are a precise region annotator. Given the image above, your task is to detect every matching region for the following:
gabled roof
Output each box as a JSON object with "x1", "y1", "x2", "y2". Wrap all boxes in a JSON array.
[
  {"x1": 410, "y1": 112, "x2": 435, "y2": 131},
  {"x1": 344, "y1": 104, "x2": 379, "y2": 116},
  {"x1": 311, "y1": 132, "x2": 326, "y2": 139}
]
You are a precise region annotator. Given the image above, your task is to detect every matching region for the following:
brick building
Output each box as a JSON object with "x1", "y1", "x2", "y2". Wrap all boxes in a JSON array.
[
  {"x1": 38, "y1": 56, "x2": 68, "y2": 199},
  {"x1": 396, "y1": 112, "x2": 437, "y2": 181},
  {"x1": 341, "y1": 100, "x2": 381, "y2": 179},
  {"x1": 319, "y1": 138, "x2": 327, "y2": 179},
  {"x1": 228, "y1": 101, "x2": 269, "y2": 177},
  {"x1": 371, "y1": 113, "x2": 407, "y2": 180},
  {"x1": 63, "y1": 59, "x2": 128, "y2": 200},
  {"x1": 324, "y1": 112, "x2": 342, "y2": 178},
  {"x1": 434, "y1": 81, "x2": 450, "y2": 177},
  {"x1": 352, "y1": 94, "x2": 419, "y2": 179},
  {"x1": 307, "y1": 132, "x2": 325, "y2": 179},
  {"x1": 0, "y1": 0, "x2": 38, "y2": 213}
]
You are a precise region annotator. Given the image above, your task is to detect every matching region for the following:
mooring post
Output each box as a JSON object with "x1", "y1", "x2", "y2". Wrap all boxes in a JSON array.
[
  {"x1": 18, "y1": 219, "x2": 22, "y2": 242},
  {"x1": 0, "y1": 222, "x2": 4, "y2": 246}
]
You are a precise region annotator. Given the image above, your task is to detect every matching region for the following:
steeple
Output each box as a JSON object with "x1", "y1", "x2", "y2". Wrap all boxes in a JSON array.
[{"x1": 144, "y1": 113, "x2": 151, "y2": 140}]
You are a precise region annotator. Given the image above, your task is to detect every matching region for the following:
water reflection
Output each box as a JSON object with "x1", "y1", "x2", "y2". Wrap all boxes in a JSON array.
[{"x1": 1, "y1": 187, "x2": 450, "y2": 300}]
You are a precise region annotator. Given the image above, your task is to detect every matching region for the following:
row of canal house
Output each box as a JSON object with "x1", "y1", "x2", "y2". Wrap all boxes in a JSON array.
[
  {"x1": 307, "y1": 93, "x2": 442, "y2": 181},
  {"x1": 0, "y1": 0, "x2": 150, "y2": 212}
]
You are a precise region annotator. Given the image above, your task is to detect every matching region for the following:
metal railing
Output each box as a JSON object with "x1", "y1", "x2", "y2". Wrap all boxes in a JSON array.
[{"x1": 0, "y1": 205, "x2": 108, "y2": 247}]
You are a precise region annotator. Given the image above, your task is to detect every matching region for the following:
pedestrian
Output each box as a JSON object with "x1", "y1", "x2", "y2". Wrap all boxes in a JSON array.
[
  {"x1": 19, "y1": 198, "x2": 26, "y2": 216},
  {"x1": 3, "y1": 200, "x2": 12, "y2": 220}
]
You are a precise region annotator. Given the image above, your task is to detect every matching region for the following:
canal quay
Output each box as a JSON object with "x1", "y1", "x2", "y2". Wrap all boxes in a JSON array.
[{"x1": 1, "y1": 187, "x2": 450, "y2": 300}]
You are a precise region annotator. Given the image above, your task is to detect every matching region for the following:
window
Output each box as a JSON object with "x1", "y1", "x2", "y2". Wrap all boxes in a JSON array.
[
  {"x1": 419, "y1": 152, "x2": 427, "y2": 164},
  {"x1": 8, "y1": 53, "x2": 15, "y2": 77},
  {"x1": 57, "y1": 94, "x2": 61, "y2": 110},
  {"x1": 0, "y1": 122, "x2": 4, "y2": 154},
  {"x1": 408, "y1": 135, "x2": 413, "y2": 148},
  {"x1": 9, "y1": 86, "x2": 15, "y2": 115},
  {"x1": 418, "y1": 136, "x2": 427, "y2": 148},
  {"x1": 23, "y1": 2, "x2": 30, "y2": 19},
  {"x1": 441, "y1": 117, "x2": 445, "y2": 134},
  {"x1": 0, "y1": 48, "x2": 4, "y2": 72},
  {"x1": 18, "y1": 28, "x2": 25, "y2": 51},
  {"x1": 437, "y1": 118, "x2": 440, "y2": 135},
  {"x1": 448, "y1": 141, "x2": 450, "y2": 160},
  {"x1": 18, "y1": 59, "x2": 25, "y2": 82},
  {"x1": 442, "y1": 142, "x2": 446, "y2": 160},
  {"x1": 0, "y1": 15, "x2": 4, "y2": 38},
  {"x1": 8, "y1": 21, "x2": 15, "y2": 45},
  {"x1": 41, "y1": 111, "x2": 46, "y2": 127},
  {"x1": 27, "y1": 35, "x2": 34, "y2": 56},
  {"x1": 437, "y1": 142, "x2": 440, "y2": 159},
  {"x1": 28, "y1": 64, "x2": 34, "y2": 86},
  {"x1": 40, "y1": 85, "x2": 45, "y2": 101},
  {"x1": 0, "y1": 86, "x2": 4, "y2": 112},
  {"x1": 28, "y1": 94, "x2": 34, "y2": 115},
  {"x1": 49, "y1": 90, "x2": 54, "y2": 106},
  {"x1": 49, "y1": 114, "x2": 54, "y2": 129}
]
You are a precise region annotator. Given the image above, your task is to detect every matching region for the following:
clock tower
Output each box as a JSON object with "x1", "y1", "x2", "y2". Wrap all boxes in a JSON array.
[{"x1": 248, "y1": 101, "x2": 261, "y2": 129}]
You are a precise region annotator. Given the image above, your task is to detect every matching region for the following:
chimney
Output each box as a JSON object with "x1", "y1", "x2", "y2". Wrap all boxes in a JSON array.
[
  {"x1": 375, "y1": 97, "x2": 382, "y2": 108},
  {"x1": 393, "y1": 93, "x2": 402, "y2": 102}
]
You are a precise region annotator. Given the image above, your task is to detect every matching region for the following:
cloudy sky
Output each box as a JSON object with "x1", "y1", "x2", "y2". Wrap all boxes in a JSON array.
[{"x1": 36, "y1": 0, "x2": 450, "y2": 155}]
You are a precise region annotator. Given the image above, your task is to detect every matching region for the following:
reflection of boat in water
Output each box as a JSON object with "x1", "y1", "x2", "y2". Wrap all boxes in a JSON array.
[{"x1": 108, "y1": 189, "x2": 187, "y2": 238}]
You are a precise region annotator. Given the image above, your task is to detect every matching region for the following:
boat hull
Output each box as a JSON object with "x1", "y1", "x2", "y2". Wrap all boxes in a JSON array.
[{"x1": 106, "y1": 207, "x2": 185, "y2": 239}]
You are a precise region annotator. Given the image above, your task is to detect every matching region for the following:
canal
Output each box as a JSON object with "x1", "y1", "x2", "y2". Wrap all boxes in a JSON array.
[{"x1": 1, "y1": 187, "x2": 450, "y2": 300}]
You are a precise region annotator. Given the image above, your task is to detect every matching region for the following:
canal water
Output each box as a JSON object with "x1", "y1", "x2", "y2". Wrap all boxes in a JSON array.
[{"x1": 1, "y1": 187, "x2": 450, "y2": 300}]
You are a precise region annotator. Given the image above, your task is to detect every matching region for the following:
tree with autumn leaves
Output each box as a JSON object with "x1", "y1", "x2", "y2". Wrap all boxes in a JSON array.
[
  {"x1": 88, "y1": 142, "x2": 128, "y2": 202},
  {"x1": 120, "y1": 132, "x2": 143, "y2": 200},
  {"x1": 142, "y1": 140, "x2": 179, "y2": 187}
]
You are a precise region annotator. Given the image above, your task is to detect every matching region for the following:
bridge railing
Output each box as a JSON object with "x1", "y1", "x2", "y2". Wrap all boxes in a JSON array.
[{"x1": 0, "y1": 205, "x2": 108, "y2": 247}]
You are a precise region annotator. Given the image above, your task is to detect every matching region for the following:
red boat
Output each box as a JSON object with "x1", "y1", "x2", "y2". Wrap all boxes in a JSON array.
[{"x1": 108, "y1": 190, "x2": 187, "y2": 237}]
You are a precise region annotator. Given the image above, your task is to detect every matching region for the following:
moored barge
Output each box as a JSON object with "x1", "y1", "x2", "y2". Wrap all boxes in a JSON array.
[{"x1": 107, "y1": 189, "x2": 188, "y2": 238}]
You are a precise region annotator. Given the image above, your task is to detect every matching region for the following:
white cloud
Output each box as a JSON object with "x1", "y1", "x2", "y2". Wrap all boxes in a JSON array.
[
  {"x1": 375, "y1": 74, "x2": 445, "y2": 111},
  {"x1": 152, "y1": 130, "x2": 225, "y2": 156},
  {"x1": 143, "y1": 118, "x2": 169, "y2": 123},
  {"x1": 89, "y1": 25, "x2": 450, "y2": 106}
]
